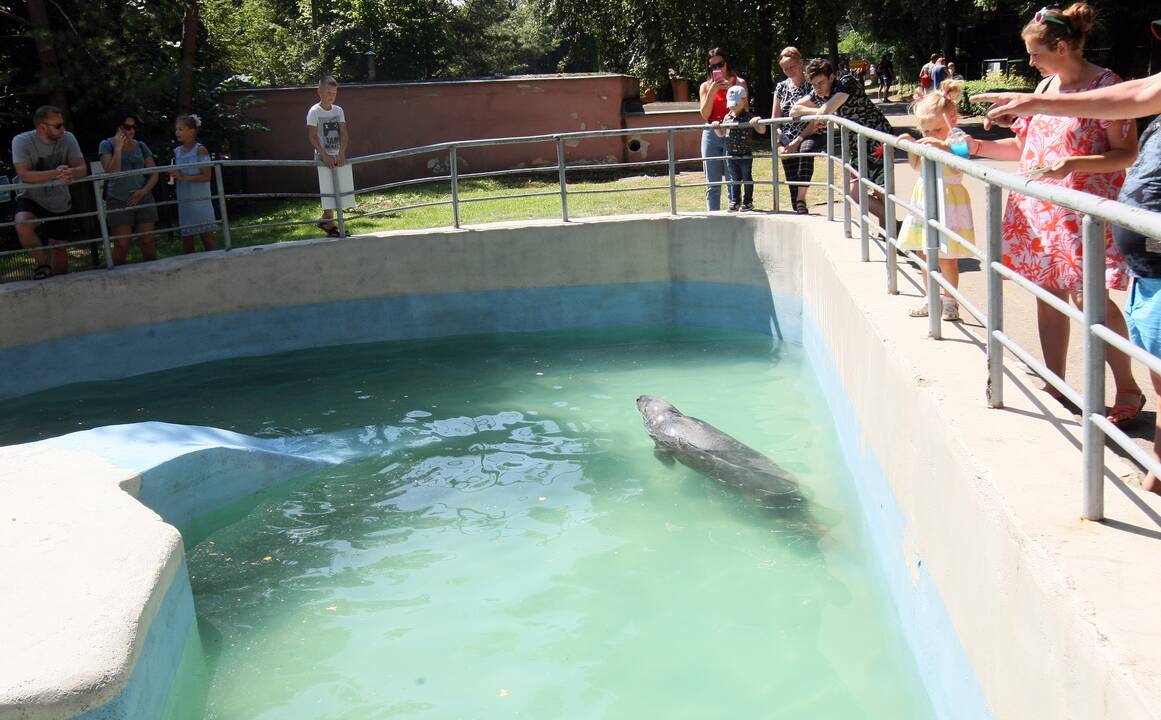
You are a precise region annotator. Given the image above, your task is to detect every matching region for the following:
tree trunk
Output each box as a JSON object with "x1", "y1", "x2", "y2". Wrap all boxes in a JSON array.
[
  {"x1": 786, "y1": 0, "x2": 805, "y2": 46},
  {"x1": 25, "y1": 0, "x2": 68, "y2": 113},
  {"x1": 752, "y1": 5, "x2": 776, "y2": 118},
  {"x1": 178, "y1": 0, "x2": 200, "y2": 113}
]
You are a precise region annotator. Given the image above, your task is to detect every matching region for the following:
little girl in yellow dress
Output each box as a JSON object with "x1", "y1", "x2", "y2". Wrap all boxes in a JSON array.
[{"x1": 897, "y1": 79, "x2": 976, "y2": 321}]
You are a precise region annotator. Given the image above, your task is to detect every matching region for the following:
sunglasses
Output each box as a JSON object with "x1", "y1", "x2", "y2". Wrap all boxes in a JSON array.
[
  {"x1": 1033, "y1": 6, "x2": 1069, "y2": 30},
  {"x1": 708, "y1": 61, "x2": 725, "y2": 69},
  {"x1": 43, "y1": 122, "x2": 65, "y2": 130}
]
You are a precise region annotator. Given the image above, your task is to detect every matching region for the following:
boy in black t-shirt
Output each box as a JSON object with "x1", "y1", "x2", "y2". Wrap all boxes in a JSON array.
[{"x1": 712, "y1": 84, "x2": 767, "y2": 211}]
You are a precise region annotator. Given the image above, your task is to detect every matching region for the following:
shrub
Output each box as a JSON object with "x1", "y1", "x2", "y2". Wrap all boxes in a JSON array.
[{"x1": 960, "y1": 70, "x2": 1038, "y2": 117}]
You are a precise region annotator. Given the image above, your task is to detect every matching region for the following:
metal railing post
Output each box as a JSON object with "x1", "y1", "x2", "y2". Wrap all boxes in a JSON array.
[
  {"x1": 450, "y1": 145, "x2": 460, "y2": 228},
  {"x1": 92, "y1": 179, "x2": 114, "y2": 269},
  {"x1": 667, "y1": 129, "x2": 677, "y2": 215},
  {"x1": 1081, "y1": 215, "x2": 1107, "y2": 521},
  {"x1": 856, "y1": 132, "x2": 870, "y2": 261},
  {"x1": 922, "y1": 156, "x2": 942, "y2": 340},
  {"x1": 840, "y1": 125, "x2": 851, "y2": 237},
  {"x1": 331, "y1": 165, "x2": 346, "y2": 237},
  {"x1": 884, "y1": 144, "x2": 898, "y2": 293},
  {"x1": 556, "y1": 137, "x2": 569, "y2": 222},
  {"x1": 826, "y1": 120, "x2": 834, "y2": 222},
  {"x1": 213, "y1": 163, "x2": 231, "y2": 251},
  {"x1": 985, "y1": 184, "x2": 1003, "y2": 407},
  {"x1": 771, "y1": 123, "x2": 780, "y2": 214}
]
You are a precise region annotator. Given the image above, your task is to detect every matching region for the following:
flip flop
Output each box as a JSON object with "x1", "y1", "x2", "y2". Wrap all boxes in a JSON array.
[
  {"x1": 1108, "y1": 391, "x2": 1146, "y2": 426},
  {"x1": 32, "y1": 265, "x2": 52, "y2": 280},
  {"x1": 794, "y1": 199, "x2": 809, "y2": 215}
]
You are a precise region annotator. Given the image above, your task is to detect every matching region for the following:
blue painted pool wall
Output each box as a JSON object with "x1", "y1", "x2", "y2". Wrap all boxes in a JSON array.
[
  {"x1": 72, "y1": 562, "x2": 196, "y2": 720},
  {"x1": 0, "y1": 282, "x2": 800, "y2": 400},
  {"x1": 802, "y1": 311, "x2": 993, "y2": 720}
]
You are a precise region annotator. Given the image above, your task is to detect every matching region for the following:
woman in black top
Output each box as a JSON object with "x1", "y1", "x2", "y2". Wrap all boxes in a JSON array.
[
  {"x1": 877, "y1": 53, "x2": 894, "y2": 101},
  {"x1": 790, "y1": 58, "x2": 895, "y2": 229}
]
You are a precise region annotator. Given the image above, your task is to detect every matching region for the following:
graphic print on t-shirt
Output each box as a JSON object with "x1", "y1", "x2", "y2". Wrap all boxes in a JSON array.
[{"x1": 322, "y1": 120, "x2": 341, "y2": 154}]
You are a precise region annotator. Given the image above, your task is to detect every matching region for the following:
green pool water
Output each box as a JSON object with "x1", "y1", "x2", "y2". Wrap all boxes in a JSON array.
[{"x1": 10, "y1": 328, "x2": 934, "y2": 718}]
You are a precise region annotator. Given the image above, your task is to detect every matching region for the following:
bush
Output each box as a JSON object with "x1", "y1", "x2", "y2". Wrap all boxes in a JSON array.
[{"x1": 960, "y1": 70, "x2": 1038, "y2": 117}]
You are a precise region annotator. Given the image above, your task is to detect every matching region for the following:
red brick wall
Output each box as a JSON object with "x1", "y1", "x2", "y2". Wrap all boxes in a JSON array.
[{"x1": 223, "y1": 74, "x2": 650, "y2": 194}]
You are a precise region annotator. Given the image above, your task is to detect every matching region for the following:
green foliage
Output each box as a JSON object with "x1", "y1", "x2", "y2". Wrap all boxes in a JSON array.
[
  {"x1": 959, "y1": 69, "x2": 1036, "y2": 116},
  {"x1": 203, "y1": 0, "x2": 558, "y2": 85},
  {"x1": 2, "y1": 1, "x2": 244, "y2": 171},
  {"x1": 837, "y1": 28, "x2": 889, "y2": 63}
]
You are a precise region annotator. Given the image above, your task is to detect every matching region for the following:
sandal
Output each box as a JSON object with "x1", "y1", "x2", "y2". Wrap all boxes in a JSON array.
[
  {"x1": 941, "y1": 299, "x2": 960, "y2": 321},
  {"x1": 794, "y1": 199, "x2": 809, "y2": 215},
  {"x1": 317, "y1": 221, "x2": 341, "y2": 238},
  {"x1": 32, "y1": 265, "x2": 52, "y2": 280},
  {"x1": 1108, "y1": 391, "x2": 1146, "y2": 426},
  {"x1": 908, "y1": 302, "x2": 933, "y2": 318}
]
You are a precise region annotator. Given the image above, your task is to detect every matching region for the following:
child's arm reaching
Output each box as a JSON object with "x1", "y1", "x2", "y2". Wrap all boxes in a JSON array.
[
  {"x1": 748, "y1": 115, "x2": 767, "y2": 135},
  {"x1": 711, "y1": 120, "x2": 727, "y2": 138},
  {"x1": 897, "y1": 133, "x2": 922, "y2": 170}
]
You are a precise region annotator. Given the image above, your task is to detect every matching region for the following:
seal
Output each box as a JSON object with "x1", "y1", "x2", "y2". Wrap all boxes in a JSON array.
[{"x1": 636, "y1": 394, "x2": 807, "y2": 511}]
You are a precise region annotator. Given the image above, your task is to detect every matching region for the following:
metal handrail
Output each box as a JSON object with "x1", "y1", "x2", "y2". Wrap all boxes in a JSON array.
[
  {"x1": 819, "y1": 112, "x2": 1161, "y2": 521},
  {"x1": 6, "y1": 116, "x2": 1161, "y2": 522}
]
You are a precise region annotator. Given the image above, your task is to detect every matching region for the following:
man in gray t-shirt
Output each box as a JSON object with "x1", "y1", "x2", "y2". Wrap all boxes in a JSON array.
[{"x1": 11, "y1": 105, "x2": 87, "y2": 278}]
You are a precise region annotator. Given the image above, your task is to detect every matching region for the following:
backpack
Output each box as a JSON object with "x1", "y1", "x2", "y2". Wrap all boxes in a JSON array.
[{"x1": 919, "y1": 66, "x2": 933, "y2": 89}]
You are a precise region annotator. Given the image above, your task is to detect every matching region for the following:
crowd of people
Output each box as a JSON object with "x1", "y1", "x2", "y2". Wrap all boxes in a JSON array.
[
  {"x1": 8, "y1": 75, "x2": 352, "y2": 278},
  {"x1": 699, "y1": 3, "x2": 1161, "y2": 492}
]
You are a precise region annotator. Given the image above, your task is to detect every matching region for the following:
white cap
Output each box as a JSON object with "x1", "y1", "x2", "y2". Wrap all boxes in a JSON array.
[{"x1": 725, "y1": 84, "x2": 747, "y2": 107}]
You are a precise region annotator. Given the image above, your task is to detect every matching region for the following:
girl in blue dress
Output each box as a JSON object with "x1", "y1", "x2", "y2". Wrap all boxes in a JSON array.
[{"x1": 171, "y1": 114, "x2": 217, "y2": 253}]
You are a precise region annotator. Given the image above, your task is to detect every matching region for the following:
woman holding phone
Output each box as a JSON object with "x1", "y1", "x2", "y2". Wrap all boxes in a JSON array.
[
  {"x1": 966, "y1": 3, "x2": 1144, "y2": 424},
  {"x1": 699, "y1": 47, "x2": 749, "y2": 211}
]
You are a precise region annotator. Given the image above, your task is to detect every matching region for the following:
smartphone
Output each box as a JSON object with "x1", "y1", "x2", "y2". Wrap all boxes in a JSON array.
[
  {"x1": 712, "y1": 69, "x2": 724, "y2": 82},
  {"x1": 1024, "y1": 166, "x2": 1048, "y2": 180}
]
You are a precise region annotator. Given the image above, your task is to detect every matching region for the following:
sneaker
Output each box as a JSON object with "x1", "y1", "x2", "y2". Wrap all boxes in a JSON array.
[
  {"x1": 741, "y1": 202, "x2": 754, "y2": 212},
  {"x1": 727, "y1": 203, "x2": 740, "y2": 212},
  {"x1": 941, "y1": 299, "x2": 961, "y2": 321}
]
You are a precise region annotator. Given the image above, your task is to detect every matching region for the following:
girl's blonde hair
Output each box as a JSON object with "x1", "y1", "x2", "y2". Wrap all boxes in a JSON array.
[{"x1": 909, "y1": 79, "x2": 965, "y2": 124}]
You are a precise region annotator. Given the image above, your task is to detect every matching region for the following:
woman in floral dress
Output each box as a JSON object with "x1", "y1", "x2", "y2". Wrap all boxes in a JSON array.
[{"x1": 970, "y1": 2, "x2": 1145, "y2": 423}]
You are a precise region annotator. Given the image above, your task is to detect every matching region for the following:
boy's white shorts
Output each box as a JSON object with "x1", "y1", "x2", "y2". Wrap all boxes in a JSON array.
[{"x1": 317, "y1": 164, "x2": 356, "y2": 210}]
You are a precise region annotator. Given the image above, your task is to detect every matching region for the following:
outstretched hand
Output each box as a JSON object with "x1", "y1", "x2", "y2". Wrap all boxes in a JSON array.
[{"x1": 970, "y1": 91, "x2": 1037, "y2": 130}]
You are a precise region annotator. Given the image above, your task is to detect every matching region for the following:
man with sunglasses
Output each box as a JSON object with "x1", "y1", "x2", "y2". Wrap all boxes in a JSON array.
[{"x1": 11, "y1": 105, "x2": 86, "y2": 279}]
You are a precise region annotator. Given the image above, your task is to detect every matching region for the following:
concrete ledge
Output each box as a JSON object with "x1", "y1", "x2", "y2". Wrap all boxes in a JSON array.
[
  {"x1": 0, "y1": 424, "x2": 352, "y2": 720},
  {"x1": 800, "y1": 229, "x2": 1161, "y2": 719}
]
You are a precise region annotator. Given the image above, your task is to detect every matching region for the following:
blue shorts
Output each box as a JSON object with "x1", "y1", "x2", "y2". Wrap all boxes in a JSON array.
[{"x1": 1126, "y1": 277, "x2": 1161, "y2": 358}]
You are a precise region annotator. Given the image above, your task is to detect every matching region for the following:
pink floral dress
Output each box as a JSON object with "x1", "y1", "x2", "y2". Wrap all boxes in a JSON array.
[{"x1": 1002, "y1": 69, "x2": 1134, "y2": 291}]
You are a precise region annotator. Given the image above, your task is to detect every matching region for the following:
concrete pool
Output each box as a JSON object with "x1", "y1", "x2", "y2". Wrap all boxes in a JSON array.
[{"x1": 1, "y1": 214, "x2": 1158, "y2": 719}]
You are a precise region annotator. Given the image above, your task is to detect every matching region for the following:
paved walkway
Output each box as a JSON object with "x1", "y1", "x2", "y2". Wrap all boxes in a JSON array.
[{"x1": 833, "y1": 102, "x2": 1155, "y2": 482}]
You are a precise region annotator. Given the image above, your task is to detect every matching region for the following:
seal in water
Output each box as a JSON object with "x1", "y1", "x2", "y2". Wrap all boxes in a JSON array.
[{"x1": 635, "y1": 395, "x2": 807, "y2": 511}]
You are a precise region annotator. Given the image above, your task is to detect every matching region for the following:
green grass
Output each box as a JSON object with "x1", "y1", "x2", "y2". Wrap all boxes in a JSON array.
[
  {"x1": 1, "y1": 158, "x2": 834, "y2": 283},
  {"x1": 227, "y1": 159, "x2": 832, "y2": 248}
]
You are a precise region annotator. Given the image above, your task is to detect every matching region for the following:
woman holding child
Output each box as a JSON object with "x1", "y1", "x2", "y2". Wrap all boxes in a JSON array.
[
  {"x1": 699, "y1": 47, "x2": 749, "y2": 211},
  {"x1": 772, "y1": 47, "x2": 818, "y2": 215},
  {"x1": 967, "y1": 2, "x2": 1145, "y2": 424}
]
